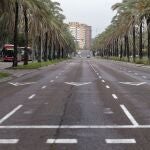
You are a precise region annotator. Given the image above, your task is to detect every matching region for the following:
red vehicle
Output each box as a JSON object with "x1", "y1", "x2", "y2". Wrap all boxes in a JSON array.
[{"x1": 1, "y1": 44, "x2": 21, "y2": 62}]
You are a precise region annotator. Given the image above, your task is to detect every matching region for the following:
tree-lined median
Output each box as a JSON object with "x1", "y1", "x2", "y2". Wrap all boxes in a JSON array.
[{"x1": 14, "y1": 59, "x2": 68, "y2": 69}]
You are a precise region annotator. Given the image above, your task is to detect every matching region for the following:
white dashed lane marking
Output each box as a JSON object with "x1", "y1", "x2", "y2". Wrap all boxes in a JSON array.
[
  {"x1": 28, "y1": 94, "x2": 36, "y2": 100},
  {"x1": 0, "y1": 105, "x2": 23, "y2": 124},
  {"x1": 105, "y1": 139, "x2": 136, "y2": 144},
  {"x1": 101, "y1": 80, "x2": 105, "y2": 83},
  {"x1": 0, "y1": 139, "x2": 19, "y2": 144},
  {"x1": 46, "y1": 139, "x2": 78, "y2": 144},
  {"x1": 99, "y1": 76, "x2": 102, "y2": 79},
  {"x1": 112, "y1": 94, "x2": 118, "y2": 100},
  {"x1": 50, "y1": 80, "x2": 54, "y2": 83},
  {"x1": 41, "y1": 86, "x2": 47, "y2": 89},
  {"x1": 106, "y1": 85, "x2": 110, "y2": 89}
]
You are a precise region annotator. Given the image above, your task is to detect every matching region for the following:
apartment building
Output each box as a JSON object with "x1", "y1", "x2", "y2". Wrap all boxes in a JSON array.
[{"x1": 69, "y1": 22, "x2": 92, "y2": 50}]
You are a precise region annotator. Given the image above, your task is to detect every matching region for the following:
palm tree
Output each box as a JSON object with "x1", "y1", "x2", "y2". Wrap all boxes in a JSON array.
[
  {"x1": 13, "y1": 0, "x2": 19, "y2": 67},
  {"x1": 0, "y1": 0, "x2": 76, "y2": 66}
]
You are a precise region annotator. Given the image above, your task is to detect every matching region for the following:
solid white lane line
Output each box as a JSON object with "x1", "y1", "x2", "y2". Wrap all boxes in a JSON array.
[
  {"x1": 0, "y1": 139, "x2": 19, "y2": 144},
  {"x1": 28, "y1": 94, "x2": 36, "y2": 100},
  {"x1": 120, "y1": 105, "x2": 139, "y2": 126},
  {"x1": 0, "y1": 125, "x2": 142, "y2": 129},
  {"x1": 46, "y1": 139, "x2": 78, "y2": 144},
  {"x1": 105, "y1": 139, "x2": 136, "y2": 144},
  {"x1": 134, "y1": 73, "x2": 138, "y2": 75},
  {"x1": 0, "y1": 105, "x2": 23, "y2": 124},
  {"x1": 0, "y1": 125, "x2": 134, "y2": 129},
  {"x1": 106, "y1": 85, "x2": 110, "y2": 89},
  {"x1": 112, "y1": 94, "x2": 118, "y2": 100},
  {"x1": 50, "y1": 80, "x2": 54, "y2": 83},
  {"x1": 102, "y1": 80, "x2": 105, "y2": 83},
  {"x1": 42, "y1": 86, "x2": 47, "y2": 89}
]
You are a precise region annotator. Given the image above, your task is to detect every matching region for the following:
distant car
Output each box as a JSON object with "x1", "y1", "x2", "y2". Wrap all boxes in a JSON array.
[{"x1": 87, "y1": 55, "x2": 91, "y2": 58}]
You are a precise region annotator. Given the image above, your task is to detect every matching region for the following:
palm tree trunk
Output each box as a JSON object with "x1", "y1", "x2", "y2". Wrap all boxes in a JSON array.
[
  {"x1": 13, "y1": 0, "x2": 19, "y2": 67},
  {"x1": 120, "y1": 39, "x2": 123, "y2": 60},
  {"x1": 48, "y1": 34, "x2": 52, "y2": 60},
  {"x1": 23, "y1": 7, "x2": 29, "y2": 65},
  {"x1": 38, "y1": 36, "x2": 42, "y2": 62},
  {"x1": 124, "y1": 36, "x2": 127, "y2": 57},
  {"x1": 139, "y1": 21, "x2": 143, "y2": 59},
  {"x1": 62, "y1": 47, "x2": 64, "y2": 58},
  {"x1": 147, "y1": 17, "x2": 150, "y2": 63},
  {"x1": 57, "y1": 43, "x2": 61, "y2": 59},
  {"x1": 126, "y1": 34, "x2": 130, "y2": 62},
  {"x1": 124, "y1": 34, "x2": 130, "y2": 62},
  {"x1": 113, "y1": 40, "x2": 115, "y2": 56},
  {"x1": 53, "y1": 43, "x2": 56, "y2": 59},
  {"x1": 44, "y1": 32, "x2": 48, "y2": 62},
  {"x1": 116, "y1": 39, "x2": 119, "y2": 57},
  {"x1": 133, "y1": 24, "x2": 136, "y2": 63}
]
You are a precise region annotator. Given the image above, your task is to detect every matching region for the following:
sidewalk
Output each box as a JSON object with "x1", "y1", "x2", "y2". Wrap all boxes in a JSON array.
[
  {"x1": 0, "y1": 62, "x2": 37, "y2": 82},
  {"x1": 0, "y1": 62, "x2": 12, "y2": 70}
]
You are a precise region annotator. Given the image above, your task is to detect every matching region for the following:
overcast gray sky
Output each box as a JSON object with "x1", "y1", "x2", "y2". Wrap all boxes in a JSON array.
[{"x1": 54, "y1": 0, "x2": 122, "y2": 37}]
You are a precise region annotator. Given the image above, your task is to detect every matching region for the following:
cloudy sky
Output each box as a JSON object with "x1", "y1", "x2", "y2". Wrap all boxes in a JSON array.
[{"x1": 54, "y1": 0, "x2": 122, "y2": 37}]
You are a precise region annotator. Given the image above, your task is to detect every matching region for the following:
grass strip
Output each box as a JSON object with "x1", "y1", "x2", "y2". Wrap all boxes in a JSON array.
[
  {"x1": 15, "y1": 58, "x2": 68, "y2": 69},
  {"x1": 0, "y1": 72, "x2": 10, "y2": 79}
]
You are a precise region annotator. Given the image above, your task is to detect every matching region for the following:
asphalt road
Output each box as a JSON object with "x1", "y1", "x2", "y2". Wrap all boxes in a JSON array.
[{"x1": 0, "y1": 55, "x2": 150, "y2": 150}]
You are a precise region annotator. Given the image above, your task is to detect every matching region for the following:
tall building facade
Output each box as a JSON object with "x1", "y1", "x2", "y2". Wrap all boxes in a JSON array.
[{"x1": 69, "y1": 22, "x2": 92, "y2": 50}]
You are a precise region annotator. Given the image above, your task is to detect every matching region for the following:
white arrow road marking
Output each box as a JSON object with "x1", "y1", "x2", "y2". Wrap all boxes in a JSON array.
[
  {"x1": 120, "y1": 82, "x2": 146, "y2": 86},
  {"x1": 46, "y1": 139, "x2": 78, "y2": 144},
  {"x1": 0, "y1": 139, "x2": 19, "y2": 144},
  {"x1": 65, "y1": 82, "x2": 92, "y2": 87},
  {"x1": 0, "y1": 105, "x2": 23, "y2": 124},
  {"x1": 8, "y1": 82, "x2": 36, "y2": 87},
  {"x1": 105, "y1": 139, "x2": 136, "y2": 144}
]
